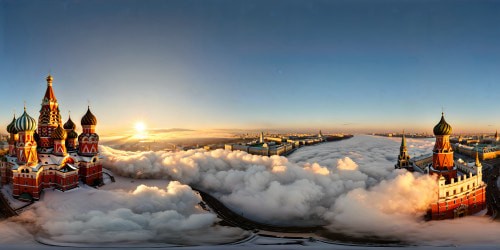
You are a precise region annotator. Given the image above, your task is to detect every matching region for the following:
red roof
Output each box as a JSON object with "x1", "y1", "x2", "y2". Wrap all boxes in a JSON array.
[{"x1": 44, "y1": 85, "x2": 56, "y2": 101}]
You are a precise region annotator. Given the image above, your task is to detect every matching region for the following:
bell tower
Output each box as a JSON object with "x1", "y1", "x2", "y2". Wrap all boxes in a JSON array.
[
  {"x1": 430, "y1": 113, "x2": 457, "y2": 182},
  {"x1": 38, "y1": 74, "x2": 62, "y2": 149}
]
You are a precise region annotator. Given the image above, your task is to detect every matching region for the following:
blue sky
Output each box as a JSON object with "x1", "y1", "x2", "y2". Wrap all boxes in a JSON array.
[{"x1": 1, "y1": 0, "x2": 499, "y2": 134}]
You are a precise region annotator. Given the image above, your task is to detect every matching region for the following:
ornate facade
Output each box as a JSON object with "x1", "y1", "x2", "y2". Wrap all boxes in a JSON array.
[
  {"x1": 0, "y1": 75, "x2": 103, "y2": 201},
  {"x1": 398, "y1": 113, "x2": 487, "y2": 220}
]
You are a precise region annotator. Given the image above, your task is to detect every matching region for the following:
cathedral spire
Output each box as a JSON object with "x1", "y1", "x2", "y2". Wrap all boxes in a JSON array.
[
  {"x1": 475, "y1": 151, "x2": 482, "y2": 168},
  {"x1": 401, "y1": 130, "x2": 406, "y2": 147}
]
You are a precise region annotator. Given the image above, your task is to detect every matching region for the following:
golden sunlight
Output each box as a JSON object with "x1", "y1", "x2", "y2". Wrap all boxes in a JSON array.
[
  {"x1": 134, "y1": 121, "x2": 148, "y2": 139},
  {"x1": 135, "y1": 122, "x2": 146, "y2": 133}
]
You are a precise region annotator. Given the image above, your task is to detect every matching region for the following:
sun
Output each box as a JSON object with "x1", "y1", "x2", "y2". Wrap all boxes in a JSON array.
[{"x1": 135, "y1": 122, "x2": 146, "y2": 133}]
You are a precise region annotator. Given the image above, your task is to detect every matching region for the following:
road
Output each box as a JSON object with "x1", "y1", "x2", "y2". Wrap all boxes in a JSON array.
[
  {"x1": 0, "y1": 191, "x2": 17, "y2": 219},
  {"x1": 193, "y1": 188, "x2": 325, "y2": 233}
]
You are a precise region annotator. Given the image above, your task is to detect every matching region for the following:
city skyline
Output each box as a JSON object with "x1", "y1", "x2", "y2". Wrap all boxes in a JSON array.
[{"x1": 1, "y1": 0, "x2": 500, "y2": 135}]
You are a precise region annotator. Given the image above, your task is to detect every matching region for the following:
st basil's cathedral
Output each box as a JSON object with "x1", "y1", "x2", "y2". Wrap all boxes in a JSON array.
[{"x1": 0, "y1": 75, "x2": 103, "y2": 201}]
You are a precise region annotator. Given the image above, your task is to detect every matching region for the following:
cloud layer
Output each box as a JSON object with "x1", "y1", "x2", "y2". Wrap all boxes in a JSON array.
[
  {"x1": 99, "y1": 135, "x2": 500, "y2": 245},
  {"x1": 1, "y1": 181, "x2": 245, "y2": 245}
]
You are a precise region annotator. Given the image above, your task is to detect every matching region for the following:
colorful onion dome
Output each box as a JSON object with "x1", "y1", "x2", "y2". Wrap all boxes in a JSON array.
[
  {"x1": 67, "y1": 130, "x2": 78, "y2": 139},
  {"x1": 15, "y1": 109, "x2": 37, "y2": 132},
  {"x1": 81, "y1": 107, "x2": 97, "y2": 126},
  {"x1": 6, "y1": 115, "x2": 18, "y2": 134},
  {"x1": 51, "y1": 125, "x2": 67, "y2": 140},
  {"x1": 433, "y1": 113, "x2": 452, "y2": 136},
  {"x1": 63, "y1": 116, "x2": 76, "y2": 130}
]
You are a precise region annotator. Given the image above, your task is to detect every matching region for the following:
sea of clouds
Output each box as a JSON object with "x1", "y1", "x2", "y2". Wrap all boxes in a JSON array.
[
  {"x1": 0, "y1": 181, "x2": 246, "y2": 245},
  {"x1": 98, "y1": 135, "x2": 500, "y2": 245},
  {"x1": 1, "y1": 135, "x2": 499, "y2": 246}
]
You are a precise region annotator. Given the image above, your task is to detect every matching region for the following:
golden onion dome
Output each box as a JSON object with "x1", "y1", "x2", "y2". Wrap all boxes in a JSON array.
[
  {"x1": 15, "y1": 109, "x2": 37, "y2": 132},
  {"x1": 433, "y1": 113, "x2": 452, "y2": 136},
  {"x1": 81, "y1": 107, "x2": 97, "y2": 126},
  {"x1": 7, "y1": 115, "x2": 18, "y2": 134},
  {"x1": 51, "y1": 125, "x2": 67, "y2": 140},
  {"x1": 63, "y1": 116, "x2": 76, "y2": 130}
]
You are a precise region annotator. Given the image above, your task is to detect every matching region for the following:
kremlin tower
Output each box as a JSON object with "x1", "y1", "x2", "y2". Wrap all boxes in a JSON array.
[
  {"x1": 430, "y1": 113, "x2": 457, "y2": 182},
  {"x1": 395, "y1": 131, "x2": 411, "y2": 170},
  {"x1": 394, "y1": 113, "x2": 487, "y2": 220},
  {"x1": 0, "y1": 74, "x2": 103, "y2": 201}
]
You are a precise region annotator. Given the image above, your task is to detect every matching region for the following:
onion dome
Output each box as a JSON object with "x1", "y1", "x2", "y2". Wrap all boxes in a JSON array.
[
  {"x1": 81, "y1": 107, "x2": 97, "y2": 126},
  {"x1": 6, "y1": 115, "x2": 18, "y2": 134},
  {"x1": 63, "y1": 116, "x2": 76, "y2": 130},
  {"x1": 15, "y1": 109, "x2": 37, "y2": 132},
  {"x1": 433, "y1": 113, "x2": 452, "y2": 136},
  {"x1": 67, "y1": 130, "x2": 78, "y2": 139},
  {"x1": 51, "y1": 125, "x2": 67, "y2": 140}
]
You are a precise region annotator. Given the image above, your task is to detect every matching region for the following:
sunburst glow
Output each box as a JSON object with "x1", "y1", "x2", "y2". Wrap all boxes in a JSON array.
[{"x1": 134, "y1": 122, "x2": 148, "y2": 139}]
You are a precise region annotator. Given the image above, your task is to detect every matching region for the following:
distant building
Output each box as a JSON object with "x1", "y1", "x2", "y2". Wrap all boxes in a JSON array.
[
  {"x1": 395, "y1": 131, "x2": 411, "y2": 170},
  {"x1": 0, "y1": 75, "x2": 103, "y2": 201},
  {"x1": 397, "y1": 113, "x2": 486, "y2": 220}
]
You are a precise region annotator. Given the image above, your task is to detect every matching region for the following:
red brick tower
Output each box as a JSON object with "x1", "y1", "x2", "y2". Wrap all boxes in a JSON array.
[
  {"x1": 78, "y1": 107, "x2": 102, "y2": 186},
  {"x1": 430, "y1": 113, "x2": 457, "y2": 182},
  {"x1": 37, "y1": 74, "x2": 62, "y2": 149}
]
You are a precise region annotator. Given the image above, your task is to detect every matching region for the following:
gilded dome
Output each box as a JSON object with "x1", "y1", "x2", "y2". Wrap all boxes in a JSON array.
[
  {"x1": 51, "y1": 125, "x2": 67, "y2": 140},
  {"x1": 67, "y1": 130, "x2": 78, "y2": 139},
  {"x1": 6, "y1": 116, "x2": 18, "y2": 134},
  {"x1": 433, "y1": 113, "x2": 452, "y2": 136},
  {"x1": 15, "y1": 110, "x2": 37, "y2": 132},
  {"x1": 63, "y1": 116, "x2": 76, "y2": 130},
  {"x1": 81, "y1": 107, "x2": 97, "y2": 126}
]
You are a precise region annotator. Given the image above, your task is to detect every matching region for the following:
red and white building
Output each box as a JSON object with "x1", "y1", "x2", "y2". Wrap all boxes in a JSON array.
[
  {"x1": 396, "y1": 113, "x2": 487, "y2": 220},
  {"x1": 0, "y1": 75, "x2": 102, "y2": 201}
]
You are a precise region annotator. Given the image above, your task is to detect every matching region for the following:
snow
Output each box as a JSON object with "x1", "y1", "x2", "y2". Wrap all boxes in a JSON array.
[{"x1": 1, "y1": 185, "x2": 29, "y2": 209}]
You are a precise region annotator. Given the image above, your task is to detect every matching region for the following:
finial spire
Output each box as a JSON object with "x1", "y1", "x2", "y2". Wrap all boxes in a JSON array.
[
  {"x1": 23, "y1": 101, "x2": 26, "y2": 111},
  {"x1": 46, "y1": 73, "x2": 53, "y2": 86},
  {"x1": 475, "y1": 151, "x2": 482, "y2": 167}
]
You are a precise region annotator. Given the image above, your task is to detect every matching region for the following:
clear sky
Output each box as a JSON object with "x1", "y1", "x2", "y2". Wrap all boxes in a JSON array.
[{"x1": 1, "y1": 0, "x2": 499, "y2": 134}]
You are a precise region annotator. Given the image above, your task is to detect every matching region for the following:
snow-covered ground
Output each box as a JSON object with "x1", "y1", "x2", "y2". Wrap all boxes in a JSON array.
[{"x1": 1, "y1": 185, "x2": 30, "y2": 209}]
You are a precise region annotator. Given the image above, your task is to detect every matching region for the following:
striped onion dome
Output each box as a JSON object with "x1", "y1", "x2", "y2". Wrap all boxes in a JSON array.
[
  {"x1": 63, "y1": 116, "x2": 76, "y2": 130},
  {"x1": 6, "y1": 115, "x2": 18, "y2": 134},
  {"x1": 433, "y1": 113, "x2": 452, "y2": 136},
  {"x1": 15, "y1": 109, "x2": 37, "y2": 132},
  {"x1": 51, "y1": 125, "x2": 67, "y2": 140},
  {"x1": 81, "y1": 107, "x2": 97, "y2": 126},
  {"x1": 67, "y1": 130, "x2": 78, "y2": 139}
]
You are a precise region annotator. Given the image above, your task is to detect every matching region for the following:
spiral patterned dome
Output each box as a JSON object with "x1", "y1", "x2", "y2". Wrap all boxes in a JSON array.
[
  {"x1": 81, "y1": 107, "x2": 97, "y2": 126},
  {"x1": 433, "y1": 113, "x2": 452, "y2": 136},
  {"x1": 63, "y1": 116, "x2": 76, "y2": 130},
  {"x1": 6, "y1": 116, "x2": 18, "y2": 134},
  {"x1": 51, "y1": 125, "x2": 67, "y2": 140},
  {"x1": 67, "y1": 130, "x2": 78, "y2": 139},
  {"x1": 15, "y1": 110, "x2": 37, "y2": 132}
]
